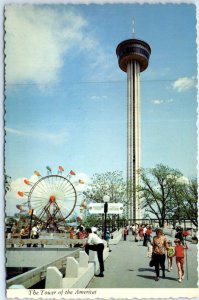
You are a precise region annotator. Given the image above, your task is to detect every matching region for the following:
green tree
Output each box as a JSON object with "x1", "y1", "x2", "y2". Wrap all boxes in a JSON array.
[
  {"x1": 180, "y1": 178, "x2": 198, "y2": 227},
  {"x1": 137, "y1": 164, "x2": 183, "y2": 227},
  {"x1": 85, "y1": 171, "x2": 127, "y2": 204}
]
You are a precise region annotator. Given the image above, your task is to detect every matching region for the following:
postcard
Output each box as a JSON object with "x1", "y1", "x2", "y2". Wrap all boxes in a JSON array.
[{"x1": 4, "y1": 1, "x2": 198, "y2": 299}]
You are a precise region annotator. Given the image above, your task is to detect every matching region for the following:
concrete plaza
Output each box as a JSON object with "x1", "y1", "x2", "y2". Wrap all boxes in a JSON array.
[{"x1": 87, "y1": 233, "x2": 198, "y2": 289}]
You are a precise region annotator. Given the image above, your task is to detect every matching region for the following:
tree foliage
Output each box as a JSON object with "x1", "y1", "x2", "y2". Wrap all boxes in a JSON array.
[
  {"x1": 84, "y1": 171, "x2": 127, "y2": 204},
  {"x1": 179, "y1": 178, "x2": 198, "y2": 227},
  {"x1": 137, "y1": 164, "x2": 198, "y2": 227}
]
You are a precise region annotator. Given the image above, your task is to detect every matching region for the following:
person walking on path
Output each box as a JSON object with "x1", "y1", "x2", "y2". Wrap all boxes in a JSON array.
[
  {"x1": 146, "y1": 225, "x2": 152, "y2": 243},
  {"x1": 143, "y1": 225, "x2": 148, "y2": 246},
  {"x1": 139, "y1": 225, "x2": 144, "y2": 241},
  {"x1": 105, "y1": 229, "x2": 111, "y2": 252},
  {"x1": 175, "y1": 227, "x2": 184, "y2": 245},
  {"x1": 84, "y1": 227, "x2": 105, "y2": 277},
  {"x1": 152, "y1": 228, "x2": 169, "y2": 281},
  {"x1": 167, "y1": 240, "x2": 175, "y2": 272},
  {"x1": 174, "y1": 238, "x2": 188, "y2": 282},
  {"x1": 134, "y1": 224, "x2": 139, "y2": 242},
  {"x1": 123, "y1": 226, "x2": 128, "y2": 241},
  {"x1": 132, "y1": 224, "x2": 136, "y2": 235}
]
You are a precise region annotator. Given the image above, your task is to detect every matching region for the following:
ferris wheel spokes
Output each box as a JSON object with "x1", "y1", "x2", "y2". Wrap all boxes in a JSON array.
[{"x1": 17, "y1": 166, "x2": 84, "y2": 230}]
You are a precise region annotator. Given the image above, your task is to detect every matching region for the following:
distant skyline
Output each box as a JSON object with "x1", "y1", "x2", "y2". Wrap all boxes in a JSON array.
[{"x1": 4, "y1": 3, "x2": 197, "y2": 215}]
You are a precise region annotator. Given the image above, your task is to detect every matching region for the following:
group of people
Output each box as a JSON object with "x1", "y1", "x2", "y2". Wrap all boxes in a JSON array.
[
  {"x1": 149, "y1": 228, "x2": 188, "y2": 282},
  {"x1": 123, "y1": 224, "x2": 188, "y2": 283},
  {"x1": 123, "y1": 224, "x2": 152, "y2": 246},
  {"x1": 20, "y1": 223, "x2": 40, "y2": 240},
  {"x1": 69, "y1": 225, "x2": 111, "y2": 278},
  {"x1": 69, "y1": 225, "x2": 86, "y2": 239}
]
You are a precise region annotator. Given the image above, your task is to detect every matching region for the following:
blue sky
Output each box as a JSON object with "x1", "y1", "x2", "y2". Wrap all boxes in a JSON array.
[{"x1": 4, "y1": 3, "x2": 197, "y2": 215}]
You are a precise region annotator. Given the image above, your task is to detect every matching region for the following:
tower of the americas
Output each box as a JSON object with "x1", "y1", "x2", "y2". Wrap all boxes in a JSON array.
[{"x1": 116, "y1": 34, "x2": 151, "y2": 222}]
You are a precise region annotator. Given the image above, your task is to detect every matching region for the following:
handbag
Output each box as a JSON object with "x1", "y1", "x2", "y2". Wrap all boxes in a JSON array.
[{"x1": 149, "y1": 253, "x2": 155, "y2": 267}]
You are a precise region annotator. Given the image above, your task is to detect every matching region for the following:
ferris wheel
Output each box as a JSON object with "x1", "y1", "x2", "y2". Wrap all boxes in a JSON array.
[{"x1": 17, "y1": 166, "x2": 85, "y2": 229}]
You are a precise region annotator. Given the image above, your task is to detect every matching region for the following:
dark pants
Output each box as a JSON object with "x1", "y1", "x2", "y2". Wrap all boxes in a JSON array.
[
  {"x1": 85, "y1": 243, "x2": 104, "y2": 273},
  {"x1": 153, "y1": 253, "x2": 166, "y2": 277},
  {"x1": 143, "y1": 233, "x2": 148, "y2": 246}
]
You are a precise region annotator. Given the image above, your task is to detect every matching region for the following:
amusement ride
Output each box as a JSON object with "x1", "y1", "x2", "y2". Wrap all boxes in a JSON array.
[{"x1": 16, "y1": 166, "x2": 87, "y2": 231}]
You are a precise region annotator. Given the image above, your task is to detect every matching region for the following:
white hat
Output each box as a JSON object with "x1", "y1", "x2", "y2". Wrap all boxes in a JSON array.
[{"x1": 91, "y1": 226, "x2": 98, "y2": 233}]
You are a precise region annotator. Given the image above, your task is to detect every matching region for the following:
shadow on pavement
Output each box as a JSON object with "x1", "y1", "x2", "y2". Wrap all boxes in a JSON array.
[
  {"x1": 138, "y1": 268, "x2": 155, "y2": 272},
  {"x1": 136, "y1": 274, "x2": 156, "y2": 280},
  {"x1": 137, "y1": 274, "x2": 178, "y2": 282}
]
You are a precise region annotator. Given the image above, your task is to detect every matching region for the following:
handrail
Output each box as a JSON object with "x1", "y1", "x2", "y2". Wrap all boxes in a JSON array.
[
  {"x1": 7, "y1": 248, "x2": 81, "y2": 288},
  {"x1": 6, "y1": 238, "x2": 87, "y2": 247}
]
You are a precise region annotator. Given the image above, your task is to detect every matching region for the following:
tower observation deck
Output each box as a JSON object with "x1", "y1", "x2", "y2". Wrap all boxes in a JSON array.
[{"x1": 116, "y1": 38, "x2": 151, "y2": 221}]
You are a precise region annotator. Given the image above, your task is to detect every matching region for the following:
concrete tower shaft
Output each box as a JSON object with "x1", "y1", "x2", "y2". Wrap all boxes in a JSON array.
[{"x1": 116, "y1": 38, "x2": 151, "y2": 221}]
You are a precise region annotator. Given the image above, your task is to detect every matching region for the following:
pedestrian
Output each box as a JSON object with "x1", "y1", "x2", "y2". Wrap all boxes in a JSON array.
[
  {"x1": 84, "y1": 227, "x2": 105, "y2": 277},
  {"x1": 152, "y1": 228, "x2": 169, "y2": 281},
  {"x1": 174, "y1": 238, "x2": 188, "y2": 282},
  {"x1": 78, "y1": 226, "x2": 85, "y2": 239},
  {"x1": 134, "y1": 224, "x2": 139, "y2": 242},
  {"x1": 123, "y1": 226, "x2": 128, "y2": 241},
  {"x1": 31, "y1": 224, "x2": 39, "y2": 239},
  {"x1": 20, "y1": 226, "x2": 28, "y2": 239},
  {"x1": 105, "y1": 229, "x2": 111, "y2": 252},
  {"x1": 132, "y1": 224, "x2": 136, "y2": 235},
  {"x1": 175, "y1": 227, "x2": 184, "y2": 244},
  {"x1": 167, "y1": 240, "x2": 175, "y2": 272},
  {"x1": 139, "y1": 225, "x2": 144, "y2": 241},
  {"x1": 69, "y1": 227, "x2": 76, "y2": 239},
  {"x1": 143, "y1": 225, "x2": 148, "y2": 246},
  {"x1": 146, "y1": 225, "x2": 152, "y2": 243}
]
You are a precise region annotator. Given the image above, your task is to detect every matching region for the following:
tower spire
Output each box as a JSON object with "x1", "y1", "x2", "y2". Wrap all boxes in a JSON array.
[{"x1": 132, "y1": 18, "x2": 135, "y2": 38}]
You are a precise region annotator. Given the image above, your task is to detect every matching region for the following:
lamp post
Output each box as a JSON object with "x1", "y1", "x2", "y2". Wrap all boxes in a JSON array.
[{"x1": 103, "y1": 195, "x2": 110, "y2": 240}]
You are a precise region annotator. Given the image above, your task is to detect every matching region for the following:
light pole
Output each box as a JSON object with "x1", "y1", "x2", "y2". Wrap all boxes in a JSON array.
[{"x1": 103, "y1": 195, "x2": 110, "y2": 240}]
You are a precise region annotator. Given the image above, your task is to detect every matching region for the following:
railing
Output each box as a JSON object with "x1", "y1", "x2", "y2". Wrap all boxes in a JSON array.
[
  {"x1": 6, "y1": 248, "x2": 81, "y2": 288},
  {"x1": 6, "y1": 238, "x2": 86, "y2": 247}
]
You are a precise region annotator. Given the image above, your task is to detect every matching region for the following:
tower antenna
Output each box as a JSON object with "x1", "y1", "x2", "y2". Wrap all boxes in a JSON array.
[{"x1": 132, "y1": 18, "x2": 135, "y2": 38}]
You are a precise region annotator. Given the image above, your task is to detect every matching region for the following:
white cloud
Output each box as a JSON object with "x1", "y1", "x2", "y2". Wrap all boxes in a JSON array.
[
  {"x1": 5, "y1": 126, "x2": 68, "y2": 145},
  {"x1": 5, "y1": 4, "x2": 115, "y2": 87},
  {"x1": 151, "y1": 98, "x2": 174, "y2": 105},
  {"x1": 151, "y1": 99, "x2": 163, "y2": 105},
  {"x1": 6, "y1": 175, "x2": 39, "y2": 215},
  {"x1": 90, "y1": 95, "x2": 108, "y2": 101},
  {"x1": 172, "y1": 76, "x2": 196, "y2": 92},
  {"x1": 6, "y1": 173, "x2": 91, "y2": 216},
  {"x1": 5, "y1": 5, "x2": 88, "y2": 86}
]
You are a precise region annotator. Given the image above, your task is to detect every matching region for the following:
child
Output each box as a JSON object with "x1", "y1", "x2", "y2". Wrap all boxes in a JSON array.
[
  {"x1": 146, "y1": 240, "x2": 153, "y2": 258},
  {"x1": 167, "y1": 241, "x2": 175, "y2": 271},
  {"x1": 69, "y1": 227, "x2": 76, "y2": 239},
  {"x1": 174, "y1": 238, "x2": 188, "y2": 282}
]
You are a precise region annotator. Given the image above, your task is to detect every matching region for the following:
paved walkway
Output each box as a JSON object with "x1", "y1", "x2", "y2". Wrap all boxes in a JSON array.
[{"x1": 87, "y1": 233, "x2": 198, "y2": 288}]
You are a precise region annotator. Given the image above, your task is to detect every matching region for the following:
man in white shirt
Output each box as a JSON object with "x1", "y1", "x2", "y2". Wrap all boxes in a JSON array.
[
  {"x1": 85, "y1": 227, "x2": 105, "y2": 277},
  {"x1": 31, "y1": 225, "x2": 38, "y2": 238}
]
